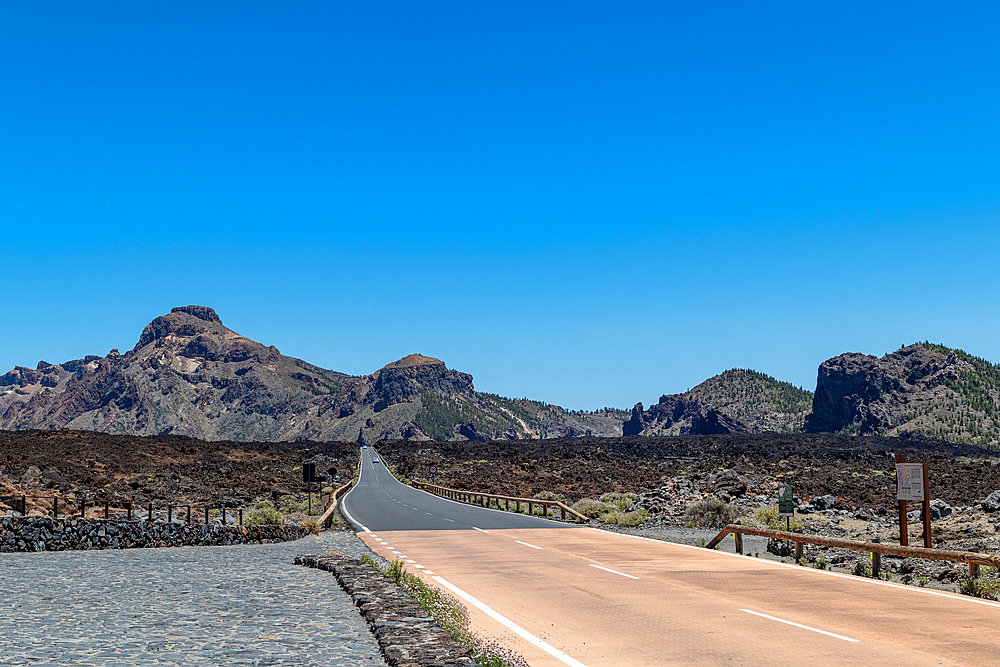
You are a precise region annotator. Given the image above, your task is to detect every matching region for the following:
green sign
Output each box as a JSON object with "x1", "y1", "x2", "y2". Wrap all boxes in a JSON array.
[{"x1": 778, "y1": 484, "x2": 795, "y2": 517}]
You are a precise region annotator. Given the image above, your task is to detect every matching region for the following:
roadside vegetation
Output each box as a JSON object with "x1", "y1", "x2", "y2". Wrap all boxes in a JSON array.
[{"x1": 363, "y1": 556, "x2": 529, "y2": 667}]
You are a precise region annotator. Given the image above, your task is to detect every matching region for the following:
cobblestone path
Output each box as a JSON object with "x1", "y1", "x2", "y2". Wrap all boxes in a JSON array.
[{"x1": 0, "y1": 530, "x2": 388, "y2": 666}]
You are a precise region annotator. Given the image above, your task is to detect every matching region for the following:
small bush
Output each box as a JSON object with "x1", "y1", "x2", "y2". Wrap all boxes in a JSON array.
[
  {"x1": 532, "y1": 491, "x2": 564, "y2": 502},
  {"x1": 749, "y1": 505, "x2": 802, "y2": 531},
  {"x1": 813, "y1": 556, "x2": 827, "y2": 570},
  {"x1": 958, "y1": 577, "x2": 1000, "y2": 600},
  {"x1": 900, "y1": 573, "x2": 914, "y2": 585},
  {"x1": 683, "y1": 499, "x2": 741, "y2": 529},
  {"x1": 852, "y1": 560, "x2": 872, "y2": 578},
  {"x1": 363, "y1": 557, "x2": 528, "y2": 667},
  {"x1": 598, "y1": 510, "x2": 623, "y2": 524},
  {"x1": 599, "y1": 493, "x2": 637, "y2": 510},
  {"x1": 572, "y1": 498, "x2": 617, "y2": 518},
  {"x1": 616, "y1": 510, "x2": 649, "y2": 527},
  {"x1": 246, "y1": 501, "x2": 286, "y2": 525},
  {"x1": 301, "y1": 518, "x2": 321, "y2": 535},
  {"x1": 918, "y1": 576, "x2": 930, "y2": 587}
]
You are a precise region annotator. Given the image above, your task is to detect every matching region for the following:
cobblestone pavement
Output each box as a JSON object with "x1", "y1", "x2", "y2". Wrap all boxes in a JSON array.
[{"x1": 0, "y1": 529, "x2": 389, "y2": 666}]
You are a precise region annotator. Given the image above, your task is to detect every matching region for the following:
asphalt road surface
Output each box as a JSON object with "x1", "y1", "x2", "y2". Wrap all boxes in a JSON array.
[{"x1": 342, "y1": 447, "x2": 1000, "y2": 667}]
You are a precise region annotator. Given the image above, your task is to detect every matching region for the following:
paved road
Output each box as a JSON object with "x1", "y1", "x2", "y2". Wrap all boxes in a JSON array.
[
  {"x1": 343, "y1": 447, "x2": 574, "y2": 532},
  {"x1": 0, "y1": 532, "x2": 387, "y2": 666},
  {"x1": 346, "y1": 447, "x2": 1000, "y2": 667}
]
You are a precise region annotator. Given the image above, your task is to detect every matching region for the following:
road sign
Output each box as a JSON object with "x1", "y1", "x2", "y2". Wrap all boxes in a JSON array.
[
  {"x1": 896, "y1": 463, "x2": 925, "y2": 502},
  {"x1": 778, "y1": 484, "x2": 794, "y2": 517},
  {"x1": 302, "y1": 463, "x2": 316, "y2": 484},
  {"x1": 429, "y1": 465, "x2": 438, "y2": 474}
]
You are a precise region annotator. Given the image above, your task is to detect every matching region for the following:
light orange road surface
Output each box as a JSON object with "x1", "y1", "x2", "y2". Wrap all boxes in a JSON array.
[{"x1": 361, "y1": 525, "x2": 1000, "y2": 667}]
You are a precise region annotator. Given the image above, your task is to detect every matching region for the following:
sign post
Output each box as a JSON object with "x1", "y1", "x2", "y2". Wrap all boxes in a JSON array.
[
  {"x1": 778, "y1": 484, "x2": 794, "y2": 532},
  {"x1": 303, "y1": 463, "x2": 316, "y2": 516},
  {"x1": 429, "y1": 465, "x2": 437, "y2": 479},
  {"x1": 895, "y1": 455, "x2": 932, "y2": 548}
]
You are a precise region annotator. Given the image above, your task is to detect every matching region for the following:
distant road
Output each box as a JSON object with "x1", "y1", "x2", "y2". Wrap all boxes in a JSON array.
[{"x1": 343, "y1": 448, "x2": 1000, "y2": 667}]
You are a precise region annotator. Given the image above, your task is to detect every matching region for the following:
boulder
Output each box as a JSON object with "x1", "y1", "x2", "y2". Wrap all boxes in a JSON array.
[
  {"x1": 809, "y1": 495, "x2": 835, "y2": 511},
  {"x1": 929, "y1": 499, "x2": 952, "y2": 520},
  {"x1": 982, "y1": 490, "x2": 1000, "y2": 513}
]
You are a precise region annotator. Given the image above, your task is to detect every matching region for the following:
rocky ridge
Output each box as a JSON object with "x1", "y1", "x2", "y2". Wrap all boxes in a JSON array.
[
  {"x1": 805, "y1": 343, "x2": 1000, "y2": 447},
  {"x1": 0, "y1": 306, "x2": 622, "y2": 442},
  {"x1": 624, "y1": 369, "x2": 812, "y2": 436}
]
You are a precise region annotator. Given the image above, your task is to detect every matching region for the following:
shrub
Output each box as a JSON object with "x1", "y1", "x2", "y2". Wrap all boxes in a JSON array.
[
  {"x1": 532, "y1": 491, "x2": 564, "y2": 502},
  {"x1": 246, "y1": 501, "x2": 286, "y2": 525},
  {"x1": 683, "y1": 499, "x2": 741, "y2": 529},
  {"x1": 572, "y1": 498, "x2": 617, "y2": 518},
  {"x1": 301, "y1": 518, "x2": 321, "y2": 535},
  {"x1": 918, "y1": 576, "x2": 930, "y2": 587},
  {"x1": 813, "y1": 556, "x2": 827, "y2": 570},
  {"x1": 363, "y1": 557, "x2": 528, "y2": 667},
  {"x1": 749, "y1": 505, "x2": 802, "y2": 531},
  {"x1": 958, "y1": 577, "x2": 1000, "y2": 600},
  {"x1": 852, "y1": 560, "x2": 872, "y2": 578},
  {"x1": 599, "y1": 493, "x2": 637, "y2": 510}
]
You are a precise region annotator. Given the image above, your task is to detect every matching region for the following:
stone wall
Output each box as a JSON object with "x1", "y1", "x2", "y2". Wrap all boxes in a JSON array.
[
  {"x1": 0, "y1": 516, "x2": 308, "y2": 552},
  {"x1": 295, "y1": 554, "x2": 480, "y2": 667}
]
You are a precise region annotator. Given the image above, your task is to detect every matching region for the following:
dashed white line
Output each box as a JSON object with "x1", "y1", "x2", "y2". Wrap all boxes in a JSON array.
[
  {"x1": 433, "y1": 576, "x2": 590, "y2": 667},
  {"x1": 444, "y1": 518, "x2": 455, "y2": 523},
  {"x1": 423, "y1": 570, "x2": 435, "y2": 575},
  {"x1": 740, "y1": 609, "x2": 859, "y2": 642},
  {"x1": 515, "y1": 540, "x2": 542, "y2": 550},
  {"x1": 589, "y1": 564, "x2": 638, "y2": 580}
]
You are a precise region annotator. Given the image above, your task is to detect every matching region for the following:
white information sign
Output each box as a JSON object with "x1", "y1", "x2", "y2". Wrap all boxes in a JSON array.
[{"x1": 896, "y1": 463, "x2": 925, "y2": 502}]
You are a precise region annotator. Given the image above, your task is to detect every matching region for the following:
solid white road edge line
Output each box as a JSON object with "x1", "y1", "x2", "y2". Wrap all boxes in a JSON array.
[
  {"x1": 740, "y1": 609, "x2": 859, "y2": 643},
  {"x1": 589, "y1": 563, "x2": 639, "y2": 580},
  {"x1": 594, "y1": 528, "x2": 1000, "y2": 609},
  {"x1": 473, "y1": 527, "x2": 490, "y2": 533},
  {"x1": 433, "y1": 575, "x2": 590, "y2": 667},
  {"x1": 515, "y1": 540, "x2": 542, "y2": 550}
]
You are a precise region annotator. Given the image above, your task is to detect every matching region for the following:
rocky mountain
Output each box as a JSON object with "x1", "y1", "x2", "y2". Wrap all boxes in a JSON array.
[
  {"x1": 804, "y1": 343, "x2": 1000, "y2": 448},
  {"x1": 0, "y1": 306, "x2": 623, "y2": 442},
  {"x1": 623, "y1": 369, "x2": 813, "y2": 436}
]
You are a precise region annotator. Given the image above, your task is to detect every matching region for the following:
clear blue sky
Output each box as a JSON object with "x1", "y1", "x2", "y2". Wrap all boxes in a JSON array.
[{"x1": 2, "y1": 2, "x2": 999, "y2": 411}]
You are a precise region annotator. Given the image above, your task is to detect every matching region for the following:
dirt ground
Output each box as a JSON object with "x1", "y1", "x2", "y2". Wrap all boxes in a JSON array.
[{"x1": 378, "y1": 432, "x2": 1000, "y2": 514}]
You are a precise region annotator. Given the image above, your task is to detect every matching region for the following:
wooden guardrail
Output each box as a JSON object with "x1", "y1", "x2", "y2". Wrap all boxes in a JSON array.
[
  {"x1": 412, "y1": 481, "x2": 589, "y2": 523},
  {"x1": 706, "y1": 523, "x2": 1000, "y2": 578},
  {"x1": 319, "y1": 448, "x2": 364, "y2": 529}
]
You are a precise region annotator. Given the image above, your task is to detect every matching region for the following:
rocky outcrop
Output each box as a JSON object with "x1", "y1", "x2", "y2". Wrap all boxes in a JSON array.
[
  {"x1": 803, "y1": 344, "x2": 1000, "y2": 445},
  {"x1": 624, "y1": 369, "x2": 812, "y2": 437},
  {"x1": 623, "y1": 395, "x2": 747, "y2": 436}
]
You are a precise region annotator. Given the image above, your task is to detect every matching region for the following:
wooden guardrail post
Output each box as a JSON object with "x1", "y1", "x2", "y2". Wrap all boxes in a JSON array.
[
  {"x1": 872, "y1": 537, "x2": 882, "y2": 578},
  {"x1": 734, "y1": 531, "x2": 743, "y2": 555}
]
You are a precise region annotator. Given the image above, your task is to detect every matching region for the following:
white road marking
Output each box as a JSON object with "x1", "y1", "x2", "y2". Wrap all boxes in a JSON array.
[
  {"x1": 423, "y1": 570, "x2": 435, "y2": 575},
  {"x1": 434, "y1": 575, "x2": 590, "y2": 667},
  {"x1": 515, "y1": 540, "x2": 542, "y2": 550},
  {"x1": 425, "y1": 512, "x2": 433, "y2": 515},
  {"x1": 740, "y1": 609, "x2": 859, "y2": 643},
  {"x1": 406, "y1": 560, "x2": 416, "y2": 563},
  {"x1": 589, "y1": 564, "x2": 638, "y2": 580},
  {"x1": 413, "y1": 564, "x2": 424, "y2": 569},
  {"x1": 444, "y1": 518, "x2": 455, "y2": 523},
  {"x1": 473, "y1": 527, "x2": 490, "y2": 533}
]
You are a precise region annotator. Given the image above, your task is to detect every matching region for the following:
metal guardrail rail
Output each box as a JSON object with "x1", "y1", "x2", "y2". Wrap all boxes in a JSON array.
[
  {"x1": 413, "y1": 481, "x2": 589, "y2": 523},
  {"x1": 707, "y1": 523, "x2": 1000, "y2": 578}
]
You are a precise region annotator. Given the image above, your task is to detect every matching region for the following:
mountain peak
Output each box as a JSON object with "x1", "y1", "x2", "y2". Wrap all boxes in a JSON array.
[
  {"x1": 382, "y1": 354, "x2": 444, "y2": 369},
  {"x1": 170, "y1": 305, "x2": 222, "y2": 324}
]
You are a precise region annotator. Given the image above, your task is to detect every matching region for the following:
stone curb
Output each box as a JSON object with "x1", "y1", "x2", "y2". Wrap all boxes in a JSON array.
[
  {"x1": 0, "y1": 516, "x2": 308, "y2": 552},
  {"x1": 295, "y1": 554, "x2": 481, "y2": 667}
]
